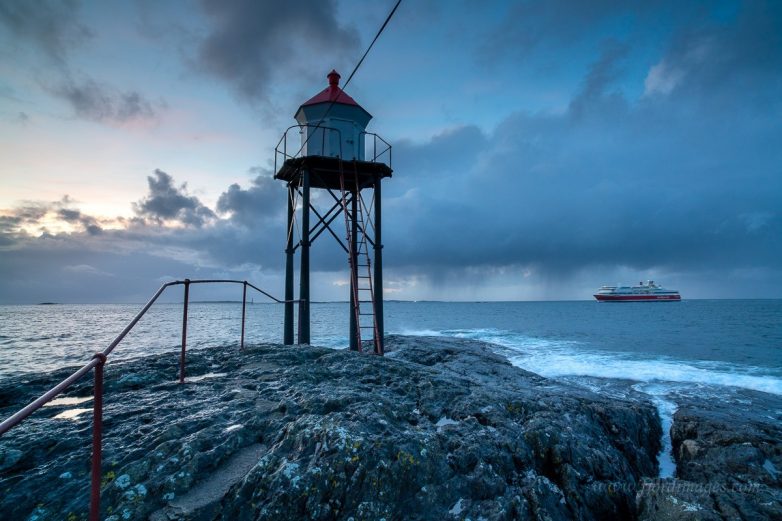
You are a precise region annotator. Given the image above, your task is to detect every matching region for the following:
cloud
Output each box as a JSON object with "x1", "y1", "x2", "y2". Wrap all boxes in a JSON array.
[
  {"x1": 381, "y1": 12, "x2": 782, "y2": 284},
  {"x1": 0, "y1": 196, "x2": 103, "y2": 238},
  {"x1": 478, "y1": 0, "x2": 632, "y2": 61},
  {"x1": 643, "y1": 60, "x2": 685, "y2": 96},
  {"x1": 0, "y1": 241, "x2": 208, "y2": 303},
  {"x1": 195, "y1": 0, "x2": 359, "y2": 102},
  {"x1": 1, "y1": 2, "x2": 163, "y2": 125},
  {"x1": 216, "y1": 167, "x2": 285, "y2": 226},
  {"x1": 643, "y1": 2, "x2": 782, "y2": 103},
  {"x1": 57, "y1": 208, "x2": 102, "y2": 235},
  {"x1": 62, "y1": 263, "x2": 113, "y2": 277},
  {"x1": 46, "y1": 77, "x2": 159, "y2": 124},
  {"x1": 1, "y1": 1, "x2": 780, "y2": 302},
  {"x1": 133, "y1": 169, "x2": 217, "y2": 227},
  {"x1": 568, "y1": 40, "x2": 629, "y2": 119},
  {"x1": 0, "y1": 0, "x2": 92, "y2": 64}
]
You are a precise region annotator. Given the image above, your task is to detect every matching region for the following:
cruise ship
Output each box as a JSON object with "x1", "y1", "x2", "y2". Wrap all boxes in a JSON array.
[{"x1": 594, "y1": 281, "x2": 681, "y2": 302}]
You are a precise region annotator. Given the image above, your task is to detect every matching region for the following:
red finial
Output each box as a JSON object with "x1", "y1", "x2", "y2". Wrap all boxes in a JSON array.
[{"x1": 328, "y1": 69, "x2": 341, "y2": 87}]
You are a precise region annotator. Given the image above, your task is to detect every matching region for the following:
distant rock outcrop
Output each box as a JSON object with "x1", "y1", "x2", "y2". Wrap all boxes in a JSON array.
[{"x1": 3, "y1": 335, "x2": 663, "y2": 520}]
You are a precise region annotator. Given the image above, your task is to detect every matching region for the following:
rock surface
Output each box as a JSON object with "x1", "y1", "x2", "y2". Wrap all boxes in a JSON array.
[
  {"x1": 0, "y1": 336, "x2": 661, "y2": 520},
  {"x1": 637, "y1": 388, "x2": 782, "y2": 520}
]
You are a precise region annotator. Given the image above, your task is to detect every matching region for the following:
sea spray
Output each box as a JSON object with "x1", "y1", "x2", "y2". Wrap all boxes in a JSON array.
[{"x1": 633, "y1": 382, "x2": 678, "y2": 478}]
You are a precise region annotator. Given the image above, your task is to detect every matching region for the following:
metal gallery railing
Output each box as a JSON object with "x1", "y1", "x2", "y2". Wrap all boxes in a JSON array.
[
  {"x1": 273, "y1": 124, "x2": 392, "y2": 171},
  {"x1": 360, "y1": 131, "x2": 392, "y2": 165},
  {"x1": 275, "y1": 124, "x2": 343, "y2": 170},
  {"x1": 0, "y1": 278, "x2": 299, "y2": 521}
]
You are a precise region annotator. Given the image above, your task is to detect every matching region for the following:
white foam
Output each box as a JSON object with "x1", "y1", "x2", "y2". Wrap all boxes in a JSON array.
[
  {"x1": 402, "y1": 326, "x2": 782, "y2": 479},
  {"x1": 397, "y1": 327, "x2": 579, "y2": 351},
  {"x1": 508, "y1": 351, "x2": 782, "y2": 396},
  {"x1": 634, "y1": 383, "x2": 678, "y2": 478},
  {"x1": 53, "y1": 408, "x2": 92, "y2": 420},
  {"x1": 396, "y1": 328, "x2": 448, "y2": 338},
  {"x1": 313, "y1": 335, "x2": 349, "y2": 350},
  {"x1": 188, "y1": 372, "x2": 227, "y2": 382},
  {"x1": 435, "y1": 416, "x2": 459, "y2": 428},
  {"x1": 400, "y1": 327, "x2": 782, "y2": 396},
  {"x1": 45, "y1": 396, "x2": 92, "y2": 407}
]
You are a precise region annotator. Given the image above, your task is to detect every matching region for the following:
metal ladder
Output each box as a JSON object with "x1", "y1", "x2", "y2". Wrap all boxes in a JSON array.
[{"x1": 338, "y1": 160, "x2": 381, "y2": 354}]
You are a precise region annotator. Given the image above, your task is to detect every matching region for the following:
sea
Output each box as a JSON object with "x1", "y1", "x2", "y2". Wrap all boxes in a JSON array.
[{"x1": 1, "y1": 299, "x2": 780, "y2": 477}]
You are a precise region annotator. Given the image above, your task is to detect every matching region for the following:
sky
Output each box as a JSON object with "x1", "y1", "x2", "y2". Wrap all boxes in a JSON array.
[{"x1": 0, "y1": 0, "x2": 780, "y2": 304}]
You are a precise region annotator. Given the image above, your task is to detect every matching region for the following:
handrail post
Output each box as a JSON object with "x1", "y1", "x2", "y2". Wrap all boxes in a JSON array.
[
  {"x1": 89, "y1": 353, "x2": 107, "y2": 521},
  {"x1": 240, "y1": 281, "x2": 247, "y2": 350},
  {"x1": 179, "y1": 279, "x2": 190, "y2": 384}
]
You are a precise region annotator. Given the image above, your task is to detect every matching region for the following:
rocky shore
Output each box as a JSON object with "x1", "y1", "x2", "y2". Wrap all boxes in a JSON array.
[
  {"x1": 637, "y1": 388, "x2": 782, "y2": 520},
  {"x1": 0, "y1": 335, "x2": 779, "y2": 520}
]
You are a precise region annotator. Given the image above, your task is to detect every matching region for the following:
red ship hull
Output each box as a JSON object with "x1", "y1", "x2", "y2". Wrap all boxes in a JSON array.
[{"x1": 594, "y1": 294, "x2": 681, "y2": 302}]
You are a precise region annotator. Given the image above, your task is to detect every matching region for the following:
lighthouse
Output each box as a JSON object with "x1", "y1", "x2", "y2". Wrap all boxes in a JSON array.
[
  {"x1": 274, "y1": 70, "x2": 393, "y2": 354},
  {"x1": 294, "y1": 70, "x2": 371, "y2": 159}
]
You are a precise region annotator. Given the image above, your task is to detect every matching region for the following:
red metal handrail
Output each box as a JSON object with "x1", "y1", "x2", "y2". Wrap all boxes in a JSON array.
[{"x1": 0, "y1": 278, "x2": 299, "y2": 521}]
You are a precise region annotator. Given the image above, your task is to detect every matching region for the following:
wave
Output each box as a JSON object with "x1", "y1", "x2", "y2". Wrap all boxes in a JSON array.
[{"x1": 397, "y1": 327, "x2": 782, "y2": 396}]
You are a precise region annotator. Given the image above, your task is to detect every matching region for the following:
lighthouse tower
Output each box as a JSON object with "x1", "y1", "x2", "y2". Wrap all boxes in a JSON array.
[
  {"x1": 295, "y1": 70, "x2": 371, "y2": 159},
  {"x1": 274, "y1": 70, "x2": 393, "y2": 354}
]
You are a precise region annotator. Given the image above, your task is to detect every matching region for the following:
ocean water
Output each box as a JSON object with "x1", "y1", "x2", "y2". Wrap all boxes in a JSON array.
[{"x1": 1, "y1": 299, "x2": 780, "y2": 477}]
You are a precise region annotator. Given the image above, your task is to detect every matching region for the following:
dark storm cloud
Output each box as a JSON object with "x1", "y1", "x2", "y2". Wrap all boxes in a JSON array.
[
  {"x1": 57, "y1": 208, "x2": 102, "y2": 235},
  {"x1": 47, "y1": 77, "x2": 159, "y2": 124},
  {"x1": 1, "y1": 2, "x2": 163, "y2": 125},
  {"x1": 383, "y1": 4, "x2": 782, "y2": 280},
  {"x1": 478, "y1": 0, "x2": 716, "y2": 62},
  {"x1": 0, "y1": 215, "x2": 25, "y2": 246},
  {"x1": 5, "y1": 202, "x2": 48, "y2": 224},
  {"x1": 216, "y1": 167, "x2": 284, "y2": 226},
  {"x1": 0, "y1": 197, "x2": 104, "y2": 238},
  {"x1": 2, "y1": 1, "x2": 780, "y2": 302},
  {"x1": 0, "y1": 0, "x2": 91, "y2": 63},
  {"x1": 133, "y1": 170, "x2": 216, "y2": 227},
  {"x1": 0, "y1": 240, "x2": 209, "y2": 304},
  {"x1": 196, "y1": 0, "x2": 359, "y2": 102},
  {"x1": 481, "y1": 0, "x2": 622, "y2": 58},
  {"x1": 568, "y1": 41, "x2": 629, "y2": 119},
  {"x1": 642, "y1": 1, "x2": 782, "y2": 102},
  {"x1": 0, "y1": 191, "x2": 283, "y2": 304},
  {"x1": 392, "y1": 126, "x2": 489, "y2": 181}
]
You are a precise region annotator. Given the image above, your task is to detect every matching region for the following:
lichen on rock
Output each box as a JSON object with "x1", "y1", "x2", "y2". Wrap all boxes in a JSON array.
[{"x1": 1, "y1": 336, "x2": 665, "y2": 520}]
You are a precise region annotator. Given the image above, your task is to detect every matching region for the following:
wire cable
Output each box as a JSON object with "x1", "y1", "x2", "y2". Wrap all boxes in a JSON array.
[{"x1": 292, "y1": 0, "x2": 402, "y2": 159}]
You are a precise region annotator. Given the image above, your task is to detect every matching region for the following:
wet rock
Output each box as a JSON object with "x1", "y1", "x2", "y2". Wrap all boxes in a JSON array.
[
  {"x1": 678, "y1": 439, "x2": 699, "y2": 460},
  {"x1": 1, "y1": 336, "x2": 661, "y2": 520},
  {"x1": 637, "y1": 388, "x2": 782, "y2": 520},
  {"x1": 0, "y1": 446, "x2": 22, "y2": 472}
]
